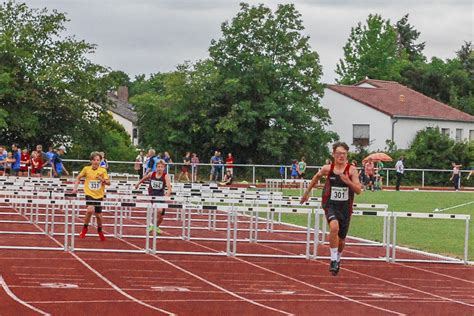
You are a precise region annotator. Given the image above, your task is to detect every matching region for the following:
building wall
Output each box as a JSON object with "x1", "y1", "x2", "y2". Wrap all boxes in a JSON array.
[
  {"x1": 395, "y1": 119, "x2": 474, "y2": 148},
  {"x1": 108, "y1": 111, "x2": 138, "y2": 146},
  {"x1": 321, "y1": 89, "x2": 392, "y2": 151}
]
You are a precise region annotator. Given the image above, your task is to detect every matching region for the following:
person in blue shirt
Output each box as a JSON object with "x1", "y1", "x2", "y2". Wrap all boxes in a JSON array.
[
  {"x1": 0, "y1": 145, "x2": 7, "y2": 175},
  {"x1": 52, "y1": 146, "x2": 69, "y2": 178},
  {"x1": 291, "y1": 159, "x2": 299, "y2": 179},
  {"x1": 11, "y1": 144, "x2": 21, "y2": 176}
]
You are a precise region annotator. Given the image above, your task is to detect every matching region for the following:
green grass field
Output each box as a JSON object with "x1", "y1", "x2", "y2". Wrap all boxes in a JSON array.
[{"x1": 280, "y1": 189, "x2": 474, "y2": 261}]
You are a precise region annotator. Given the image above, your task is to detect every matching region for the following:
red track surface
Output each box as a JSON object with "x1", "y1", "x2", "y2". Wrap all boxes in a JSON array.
[{"x1": 1, "y1": 204, "x2": 473, "y2": 316}]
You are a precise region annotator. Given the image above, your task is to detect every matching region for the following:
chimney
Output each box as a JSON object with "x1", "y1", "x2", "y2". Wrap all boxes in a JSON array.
[
  {"x1": 117, "y1": 86, "x2": 129, "y2": 103},
  {"x1": 399, "y1": 94, "x2": 405, "y2": 103}
]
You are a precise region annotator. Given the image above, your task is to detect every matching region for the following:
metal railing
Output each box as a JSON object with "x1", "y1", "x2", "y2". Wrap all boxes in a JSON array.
[{"x1": 21, "y1": 158, "x2": 470, "y2": 188}]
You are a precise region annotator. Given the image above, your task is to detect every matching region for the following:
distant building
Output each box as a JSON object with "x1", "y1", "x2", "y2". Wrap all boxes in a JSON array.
[
  {"x1": 321, "y1": 79, "x2": 474, "y2": 151},
  {"x1": 107, "y1": 86, "x2": 138, "y2": 146}
]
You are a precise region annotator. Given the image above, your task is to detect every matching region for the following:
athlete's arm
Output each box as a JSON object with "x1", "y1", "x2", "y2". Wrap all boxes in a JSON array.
[
  {"x1": 339, "y1": 165, "x2": 362, "y2": 194},
  {"x1": 300, "y1": 165, "x2": 330, "y2": 204},
  {"x1": 135, "y1": 173, "x2": 151, "y2": 189},
  {"x1": 165, "y1": 174, "x2": 172, "y2": 197},
  {"x1": 72, "y1": 169, "x2": 85, "y2": 194},
  {"x1": 62, "y1": 163, "x2": 69, "y2": 176}
]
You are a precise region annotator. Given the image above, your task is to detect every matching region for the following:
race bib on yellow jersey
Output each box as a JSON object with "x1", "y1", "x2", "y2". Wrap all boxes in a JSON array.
[
  {"x1": 331, "y1": 187, "x2": 348, "y2": 201},
  {"x1": 150, "y1": 180, "x2": 163, "y2": 190},
  {"x1": 88, "y1": 180, "x2": 101, "y2": 191}
]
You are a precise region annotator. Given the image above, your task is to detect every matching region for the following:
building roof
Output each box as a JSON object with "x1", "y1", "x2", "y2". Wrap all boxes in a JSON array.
[
  {"x1": 327, "y1": 79, "x2": 474, "y2": 122},
  {"x1": 107, "y1": 95, "x2": 138, "y2": 124}
]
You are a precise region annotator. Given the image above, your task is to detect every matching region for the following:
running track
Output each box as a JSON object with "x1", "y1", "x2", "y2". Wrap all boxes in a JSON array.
[{"x1": 0, "y1": 204, "x2": 473, "y2": 316}]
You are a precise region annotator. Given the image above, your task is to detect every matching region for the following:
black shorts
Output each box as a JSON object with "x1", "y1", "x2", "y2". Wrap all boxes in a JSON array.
[
  {"x1": 325, "y1": 205, "x2": 351, "y2": 240},
  {"x1": 86, "y1": 195, "x2": 103, "y2": 213},
  {"x1": 150, "y1": 199, "x2": 166, "y2": 215}
]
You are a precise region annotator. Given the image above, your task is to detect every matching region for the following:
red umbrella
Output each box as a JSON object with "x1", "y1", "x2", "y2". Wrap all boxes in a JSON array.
[{"x1": 362, "y1": 153, "x2": 393, "y2": 163}]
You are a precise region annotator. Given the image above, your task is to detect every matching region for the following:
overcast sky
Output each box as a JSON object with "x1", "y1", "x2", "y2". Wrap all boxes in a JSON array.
[{"x1": 24, "y1": 0, "x2": 473, "y2": 83}]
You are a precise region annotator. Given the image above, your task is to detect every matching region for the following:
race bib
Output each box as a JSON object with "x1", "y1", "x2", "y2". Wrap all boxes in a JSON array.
[
  {"x1": 88, "y1": 180, "x2": 101, "y2": 191},
  {"x1": 151, "y1": 180, "x2": 163, "y2": 190},
  {"x1": 331, "y1": 187, "x2": 348, "y2": 201}
]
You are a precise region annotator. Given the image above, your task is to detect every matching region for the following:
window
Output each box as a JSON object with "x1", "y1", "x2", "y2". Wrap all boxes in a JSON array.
[
  {"x1": 132, "y1": 128, "x2": 138, "y2": 139},
  {"x1": 353, "y1": 124, "x2": 370, "y2": 147},
  {"x1": 441, "y1": 128, "x2": 450, "y2": 136},
  {"x1": 470, "y1": 130, "x2": 474, "y2": 141},
  {"x1": 455, "y1": 129, "x2": 463, "y2": 142}
]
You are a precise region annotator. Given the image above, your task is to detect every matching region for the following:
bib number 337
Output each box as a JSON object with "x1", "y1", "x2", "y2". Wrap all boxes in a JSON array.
[
  {"x1": 89, "y1": 180, "x2": 101, "y2": 190},
  {"x1": 331, "y1": 187, "x2": 348, "y2": 201}
]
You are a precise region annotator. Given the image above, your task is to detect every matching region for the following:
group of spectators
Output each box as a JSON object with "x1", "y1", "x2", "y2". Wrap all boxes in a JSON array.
[
  {"x1": 134, "y1": 149, "x2": 235, "y2": 185},
  {"x1": 0, "y1": 144, "x2": 68, "y2": 177},
  {"x1": 357, "y1": 158, "x2": 386, "y2": 192}
]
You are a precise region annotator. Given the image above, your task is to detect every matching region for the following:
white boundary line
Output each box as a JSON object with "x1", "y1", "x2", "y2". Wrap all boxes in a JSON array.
[
  {"x1": 242, "y1": 230, "x2": 474, "y2": 308},
  {"x1": 434, "y1": 201, "x2": 474, "y2": 212},
  {"x1": 118, "y1": 216, "x2": 404, "y2": 315},
  {"x1": 0, "y1": 275, "x2": 51, "y2": 316},
  {"x1": 8, "y1": 205, "x2": 175, "y2": 316}
]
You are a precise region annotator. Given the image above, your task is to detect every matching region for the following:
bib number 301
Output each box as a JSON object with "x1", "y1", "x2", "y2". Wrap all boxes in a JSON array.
[{"x1": 331, "y1": 187, "x2": 348, "y2": 201}]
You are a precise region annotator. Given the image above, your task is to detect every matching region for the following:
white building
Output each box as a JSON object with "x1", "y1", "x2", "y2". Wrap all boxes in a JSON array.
[
  {"x1": 108, "y1": 86, "x2": 139, "y2": 146},
  {"x1": 321, "y1": 79, "x2": 474, "y2": 151}
]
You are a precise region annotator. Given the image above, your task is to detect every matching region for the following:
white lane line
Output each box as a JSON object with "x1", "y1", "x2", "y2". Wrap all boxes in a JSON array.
[
  {"x1": 113, "y1": 234, "x2": 294, "y2": 316},
  {"x1": 123, "y1": 216, "x2": 403, "y2": 316},
  {"x1": 433, "y1": 201, "x2": 474, "y2": 212},
  {"x1": 11, "y1": 206, "x2": 175, "y2": 316},
  {"x1": 0, "y1": 275, "x2": 51, "y2": 316},
  {"x1": 249, "y1": 237, "x2": 474, "y2": 308}
]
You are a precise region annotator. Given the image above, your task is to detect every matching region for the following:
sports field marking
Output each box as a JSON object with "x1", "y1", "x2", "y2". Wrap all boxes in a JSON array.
[
  {"x1": 433, "y1": 200, "x2": 474, "y2": 212},
  {"x1": 111, "y1": 236, "x2": 295, "y2": 316},
  {"x1": 249, "y1": 238, "x2": 474, "y2": 308},
  {"x1": 0, "y1": 275, "x2": 51, "y2": 316},
  {"x1": 9, "y1": 206, "x2": 176, "y2": 316}
]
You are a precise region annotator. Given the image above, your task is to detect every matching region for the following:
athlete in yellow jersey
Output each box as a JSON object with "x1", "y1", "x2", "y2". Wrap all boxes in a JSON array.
[{"x1": 72, "y1": 151, "x2": 110, "y2": 241}]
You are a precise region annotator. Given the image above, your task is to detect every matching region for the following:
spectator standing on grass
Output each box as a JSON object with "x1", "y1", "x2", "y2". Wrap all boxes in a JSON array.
[
  {"x1": 300, "y1": 142, "x2": 362, "y2": 276},
  {"x1": 178, "y1": 152, "x2": 191, "y2": 182},
  {"x1": 0, "y1": 145, "x2": 7, "y2": 175},
  {"x1": 215, "y1": 151, "x2": 224, "y2": 181},
  {"x1": 35, "y1": 145, "x2": 49, "y2": 176},
  {"x1": 364, "y1": 158, "x2": 375, "y2": 192},
  {"x1": 134, "y1": 150, "x2": 145, "y2": 179},
  {"x1": 163, "y1": 151, "x2": 173, "y2": 173},
  {"x1": 209, "y1": 151, "x2": 218, "y2": 181},
  {"x1": 10, "y1": 144, "x2": 21, "y2": 176},
  {"x1": 19, "y1": 147, "x2": 30, "y2": 176},
  {"x1": 52, "y1": 146, "x2": 69, "y2": 178},
  {"x1": 30, "y1": 151, "x2": 43, "y2": 177},
  {"x1": 298, "y1": 157, "x2": 307, "y2": 179},
  {"x1": 99, "y1": 152, "x2": 109, "y2": 171},
  {"x1": 395, "y1": 156, "x2": 404, "y2": 191},
  {"x1": 450, "y1": 162, "x2": 462, "y2": 191},
  {"x1": 291, "y1": 160, "x2": 299, "y2": 179},
  {"x1": 376, "y1": 161, "x2": 385, "y2": 190},
  {"x1": 225, "y1": 153, "x2": 234, "y2": 176},
  {"x1": 145, "y1": 149, "x2": 158, "y2": 175},
  {"x1": 191, "y1": 153, "x2": 199, "y2": 182}
]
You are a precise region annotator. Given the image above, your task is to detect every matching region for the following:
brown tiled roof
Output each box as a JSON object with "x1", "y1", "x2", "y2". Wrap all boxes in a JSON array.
[
  {"x1": 107, "y1": 95, "x2": 138, "y2": 124},
  {"x1": 327, "y1": 79, "x2": 474, "y2": 122}
]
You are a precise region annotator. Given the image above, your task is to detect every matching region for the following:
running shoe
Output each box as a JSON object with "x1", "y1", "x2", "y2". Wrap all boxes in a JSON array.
[
  {"x1": 98, "y1": 231, "x2": 106, "y2": 241},
  {"x1": 79, "y1": 227, "x2": 88, "y2": 239},
  {"x1": 148, "y1": 225, "x2": 161, "y2": 235},
  {"x1": 329, "y1": 260, "x2": 339, "y2": 276}
]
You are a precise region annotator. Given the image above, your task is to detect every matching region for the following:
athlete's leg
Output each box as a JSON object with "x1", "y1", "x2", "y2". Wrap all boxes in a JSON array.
[
  {"x1": 80, "y1": 206, "x2": 94, "y2": 238},
  {"x1": 328, "y1": 219, "x2": 340, "y2": 249}
]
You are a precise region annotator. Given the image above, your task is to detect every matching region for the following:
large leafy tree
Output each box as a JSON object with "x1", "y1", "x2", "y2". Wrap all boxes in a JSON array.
[
  {"x1": 133, "y1": 3, "x2": 336, "y2": 164},
  {"x1": 336, "y1": 14, "x2": 408, "y2": 84},
  {"x1": 0, "y1": 1, "x2": 109, "y2": 147},
  {"x1": 207, "y1": 3, "x2": 335, "y2": 163}
]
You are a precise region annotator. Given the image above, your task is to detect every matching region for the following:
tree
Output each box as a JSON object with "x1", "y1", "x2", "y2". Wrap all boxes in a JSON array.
[
  {"x1": 0, "y1": 1, "x2": 109, "y2": 147},
  {"x1": 207, "y1": 2, "x2": 335, "y2": 163},
  {"x1": 133, "y1": 3, "x2": 336, "y2": 164},
  {"x1": 336, "y1": 14, "x2": 408, "y2": 84},
  {"x1": 395, "y1": 14, "x2": 425, "y2": 61}
]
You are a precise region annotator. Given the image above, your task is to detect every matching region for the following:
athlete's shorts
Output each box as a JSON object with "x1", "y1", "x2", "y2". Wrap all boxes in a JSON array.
[
  {"x1": 325, "y1": 206, "x2": 351, "y2": 240},
  {"x1": 86, "y1": 195, "x2": 103, "y2": 213}
]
